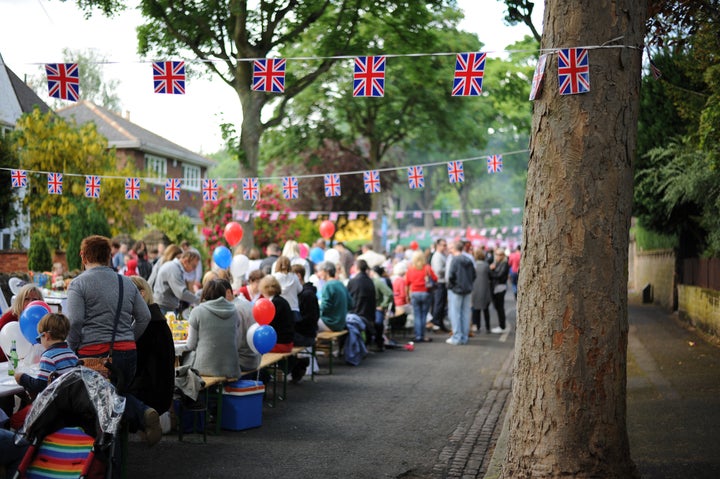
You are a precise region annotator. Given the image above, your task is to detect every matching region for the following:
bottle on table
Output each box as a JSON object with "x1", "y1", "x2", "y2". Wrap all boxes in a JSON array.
[{"x1": 8, "y1": 339, "x2": 18, "y2": 375}]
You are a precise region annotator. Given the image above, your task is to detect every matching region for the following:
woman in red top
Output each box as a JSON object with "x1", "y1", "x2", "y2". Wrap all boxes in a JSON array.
[{"x1": 404, "y1": 251, "x2": 437, "y2": 342}]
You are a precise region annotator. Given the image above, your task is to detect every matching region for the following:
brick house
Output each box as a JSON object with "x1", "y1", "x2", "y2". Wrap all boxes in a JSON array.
[{"x1": 56, "y1": 100, "x2": 215, "y2": 229}]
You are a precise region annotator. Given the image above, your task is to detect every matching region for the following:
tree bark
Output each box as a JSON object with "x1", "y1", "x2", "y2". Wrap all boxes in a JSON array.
[{"x1": 501, "y1": 1, "x2": 646, "y2": 477}]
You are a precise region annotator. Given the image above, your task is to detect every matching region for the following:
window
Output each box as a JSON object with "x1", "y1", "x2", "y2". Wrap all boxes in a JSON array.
[
  {"x1": 182, "y1": 164, "x2": 201, "y2": 191},
  {"x1": 145, "y1": 155, "x2": 167, "y2": 183}
]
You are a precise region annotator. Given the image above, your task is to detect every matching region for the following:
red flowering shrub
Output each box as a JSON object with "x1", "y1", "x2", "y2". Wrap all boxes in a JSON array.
[
  {"x1": 253, "y1": 184, "x2": 300, "y2": 249},
  {"x1": 200, "y1": 184, "x2": 237, "y2": 252}
]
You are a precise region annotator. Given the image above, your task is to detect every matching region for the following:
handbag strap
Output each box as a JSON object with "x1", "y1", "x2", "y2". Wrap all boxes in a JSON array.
[{"x1": 108, "y1": 274, "x2": 124, "y2": 358}]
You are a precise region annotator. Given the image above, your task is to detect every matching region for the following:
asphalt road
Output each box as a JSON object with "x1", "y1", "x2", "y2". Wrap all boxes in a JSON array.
[{"x1": 127, "y1": 299, "x2": 517, "y2": 479}]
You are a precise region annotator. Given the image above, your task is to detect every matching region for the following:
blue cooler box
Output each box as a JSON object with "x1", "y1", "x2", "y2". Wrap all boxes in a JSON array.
[{"x1": 221, "y1": 380, "x2": 265, "y2": 431}]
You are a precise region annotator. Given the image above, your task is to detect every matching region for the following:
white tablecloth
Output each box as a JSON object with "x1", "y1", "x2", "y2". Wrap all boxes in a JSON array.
[{"x1": 0, "y1": 362, "x2": 23, "y2": 397}]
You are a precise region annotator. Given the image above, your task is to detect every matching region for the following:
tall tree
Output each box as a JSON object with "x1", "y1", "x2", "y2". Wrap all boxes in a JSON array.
[
  {"x1": 77, "y1": 0, "x2": 448, "y2": 248},
  {"x1": 501, "y1": 1, "x2": 646, "y2": 477}
]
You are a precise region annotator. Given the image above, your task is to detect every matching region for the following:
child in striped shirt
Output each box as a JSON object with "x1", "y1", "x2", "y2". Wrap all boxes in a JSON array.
[{"x1": 15, "y1": 313, "x2": 79, "y2": 396}]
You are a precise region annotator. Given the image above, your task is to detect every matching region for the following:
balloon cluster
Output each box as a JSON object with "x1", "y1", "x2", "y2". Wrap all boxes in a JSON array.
[
  {"x1": 246, "y1": 298, "x2": 277, "y2": 354},
  {"x1": 211, "y1": 222, "x2": 245, "y2": 269},
  {"x1": 0, "y1": 300, "x2": 52, "y2": 359}
]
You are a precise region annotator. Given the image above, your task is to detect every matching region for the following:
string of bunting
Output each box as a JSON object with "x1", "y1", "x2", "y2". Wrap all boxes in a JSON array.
[
  {"x1": 3, "y1": 149, "x2": 528, "y2": 203},
  {"x1": 37, "y1": 38, "x2": 642, "y2": 101}
]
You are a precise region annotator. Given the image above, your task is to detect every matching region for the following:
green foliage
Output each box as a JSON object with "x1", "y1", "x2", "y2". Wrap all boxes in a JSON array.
[
  {"x1": 200, "y1": 184, "x2": 237, "y2": 252},
  {"x1": 144, "y1": 209, "x2": 200, "y2": 248},
  {"x1": 28, "y1": 233, "x2": 53, "y2": 272},
  {"x1": 14, "y1": 108, "x2": 139, "y2": 249},
  {"x1": 66, "y1": 202, "x2": 111, "y2": 271},
  {"x1": 253, "y1": 185, "x2": 300, "y2": 249},
  {"x1": 0, "y1": 134, "x2": 20, "y2": 230},
  {"x1": 632, "y1": 223, "x2": 677, "y2": 251},
  {"x1": 292, "y1": 216, "x2": 320, "y2": 246},
  {"x1": 207, "y1": 149, "x2": 240, "y2": 181}
]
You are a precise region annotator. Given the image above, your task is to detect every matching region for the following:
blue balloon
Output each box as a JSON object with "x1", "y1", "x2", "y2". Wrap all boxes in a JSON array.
[
  {"x1": 212, "y1": 246, "x2": 232, "y2": 269},
  {"x1": 20, "y1": 304, "x2": 48, "y2": 344},
  {"x1": 309, "y1": 247, "x2": 325, "y2": 265},
  {"x1": 253, "y1": 325, "x2": 277, "y2": 355}
]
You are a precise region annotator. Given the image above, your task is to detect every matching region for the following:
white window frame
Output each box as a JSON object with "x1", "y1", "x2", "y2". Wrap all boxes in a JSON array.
[
  {"x1": 145, "y1": 154, "x2": 167, "y2": 184},
  {"x1": 182, "y1": 164, "x2": 201, "y2": 191}
]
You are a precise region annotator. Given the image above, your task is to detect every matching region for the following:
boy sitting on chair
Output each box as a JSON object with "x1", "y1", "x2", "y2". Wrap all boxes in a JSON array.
[{"x1": 15, "y1": 313, "x2": 79, "y2": 396}]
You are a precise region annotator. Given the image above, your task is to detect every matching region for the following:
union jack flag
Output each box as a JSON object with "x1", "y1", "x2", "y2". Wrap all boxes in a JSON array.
[
  {"x1": 353, "y1": 56, "x2": 386, "y2": 97},
  {"x1": 487, "y1": 155, "x2": 503, "y2": 173},
  {"x1": 529, "y1": 54, "x2": 548, "y2": 101},
  {"x1": 407, "y1": 166, "x2": 424, "y2": 189},
  {"x1": 47, "y1": 173, "x2": 63, "y2": 195},
  {"x1": 153, "y1": 61, "x2": 186, "y2": 94},
  {"x1": 165, "y1": 178, "x2": 182, "y2": 201},
  {"x1": 125, "y1": 177, "x2": 140, "y2": 200},
  {"x1": 282, "y1": 176, "x2": 298, "y2": 200},
  {"x1": 10, "y1": 169, "x2": 27, "y2": 188},
  {"x1": 558, "y1": 48, "x2": 590, "y2": 95},
  {"x1": 452, "y1": 52, "x2": 486, "y2": 97},
  {"x1": 363, "y1": 170, "x2": 381, "y2": 194},
  {"x1": 202, "y1": 179, "x2": 219, "y2": 202},
  {"x1": 252, "y1": 58, "x2": 286, "y2": 93},
  {"x1": 242, "y1": 178, "x2": 259, "y2": 201},
  {"x1": 324, "y1": 174, "x2": 341, "y2": 197},
  {"x1": 46, "y1": 63, "x2": 79, "y2": 101},
  {"x1": 447, "y1": 161, "x2": 464, "y2": 184},
  {"x1": 84, "y1": 175, "x2": 101, "y2": 198}
]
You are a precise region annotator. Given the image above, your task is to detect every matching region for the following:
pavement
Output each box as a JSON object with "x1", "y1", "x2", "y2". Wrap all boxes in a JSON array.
[
  {"x1": 483, "y1": 303, "x2": 720, "y2": 479},
  {"x1": 123, "y1": 298, "x2": 720, "y2": 478}
]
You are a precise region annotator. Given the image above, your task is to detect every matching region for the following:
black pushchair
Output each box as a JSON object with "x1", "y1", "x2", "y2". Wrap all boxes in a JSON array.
[{"x1": 13, "y1": 367, "x2": 125, "y2": 479}]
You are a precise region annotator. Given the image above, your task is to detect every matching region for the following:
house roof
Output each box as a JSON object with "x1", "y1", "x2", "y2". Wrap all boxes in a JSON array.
[
  {"x1": 0, "y1": 53, "x2": 51, "y2": 128},
  {"x1": 56, "y1": 100, "x2": 215, "y2": 168}
]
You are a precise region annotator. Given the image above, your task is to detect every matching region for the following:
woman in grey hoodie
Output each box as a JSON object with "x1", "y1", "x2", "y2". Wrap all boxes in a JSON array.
[{"x1": 184, "y1": 279, "x2": 241, "y2": 378}]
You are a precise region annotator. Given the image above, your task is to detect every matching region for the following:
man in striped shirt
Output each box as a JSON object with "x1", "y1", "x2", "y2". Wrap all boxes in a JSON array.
[{"x1": 15, "y1": 313, "x2": 78, "y2": 395}]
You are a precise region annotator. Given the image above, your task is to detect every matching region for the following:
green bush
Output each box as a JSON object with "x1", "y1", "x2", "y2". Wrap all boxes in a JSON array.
[
  {"x1": 66, "y1": 202, "x2": 111, "y2": 271},
  {"x1": 28, "y1": 233, "x2": 53, "y2": 272},
  {"x1": 633, "y1": 224, "x2": 678, "y2": 251}
]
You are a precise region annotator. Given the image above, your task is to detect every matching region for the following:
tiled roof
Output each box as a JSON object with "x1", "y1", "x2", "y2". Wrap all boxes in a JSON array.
[
  {"x1": 6, "y1": 67, "x2": 51, "y2": 115},
  {"x1": 56, "y1": 100, "x2": 215, "y2": 168}
]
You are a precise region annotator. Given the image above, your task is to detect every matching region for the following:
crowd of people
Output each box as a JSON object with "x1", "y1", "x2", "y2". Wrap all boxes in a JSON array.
[{"x1": 0, "y1": 233, "x2": 518, "y2": 477}]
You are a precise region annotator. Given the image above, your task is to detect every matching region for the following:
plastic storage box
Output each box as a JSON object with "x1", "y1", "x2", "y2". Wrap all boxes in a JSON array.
[{"x1": 221, "y1": 380, "x2": 265, "y2": 431}]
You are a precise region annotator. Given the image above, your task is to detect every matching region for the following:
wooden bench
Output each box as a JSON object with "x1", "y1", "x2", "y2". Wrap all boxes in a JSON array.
[
  {"x1": 313, "y1": 330, "x2": 348, "y2": 376},
  {"x1": 243, "y1": 352, "x2": 295, "y2": 407},
  {"x1": 178, "y1": 375, "x2": 236, "y2": 442}
]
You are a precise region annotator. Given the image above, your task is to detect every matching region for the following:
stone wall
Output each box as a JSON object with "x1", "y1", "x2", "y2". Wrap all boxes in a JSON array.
[
  {"x1": 629, "y1": 244, "x2": 676, "y2": 311},
  {"x1": 678, "y1": 285, "x2": 720, "y2": 337}
]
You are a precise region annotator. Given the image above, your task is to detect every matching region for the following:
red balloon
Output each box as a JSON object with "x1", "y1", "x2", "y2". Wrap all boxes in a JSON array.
[
  {"x1": 410, "y1": 240, "x2": 419, "y2": 250},
  {"x1": 224, "y1": 222, "x2": 244, "y2": 246},
  {"x1": 252, "y1": 298, "x2": 276, "y2": 325},
  {"x1": 26, "y1": 300, "x2": 51, "y2": 313},
  {"x1": 319, "y1": 220, "x2": 336, "y2": 240}
]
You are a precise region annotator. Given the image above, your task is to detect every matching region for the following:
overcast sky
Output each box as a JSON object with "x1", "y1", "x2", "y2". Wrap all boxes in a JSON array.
[{"x1": 0, "y1": 0, "x2": 541, "y2": 154}]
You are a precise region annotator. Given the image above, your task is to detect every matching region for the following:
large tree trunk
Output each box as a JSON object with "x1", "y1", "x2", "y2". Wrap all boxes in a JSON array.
[{"x1": 501, "y1": 1, "x2": 646, "y2": 477}]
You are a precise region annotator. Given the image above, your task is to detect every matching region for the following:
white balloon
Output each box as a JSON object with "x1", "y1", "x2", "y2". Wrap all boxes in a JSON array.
[
  {"x1": 230, "y1": 254, "x2": 250, "y2": 279},
  {"x1": 324, "y1": 248, "x2": 340, "y2": 265},
  {"x1": 246, "y1": 323, "x2": 260, "y2": 354},
  {"x1": 0, "y1": 321, "x2": 33, "y2": 359}
]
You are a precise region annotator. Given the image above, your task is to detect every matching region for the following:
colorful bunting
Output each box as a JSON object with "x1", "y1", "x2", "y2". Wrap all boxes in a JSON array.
[
  {"x1": 368, "y1": 212, "x2": 378, "y2": 220},
  {"x1": 47, "y1": 173, "x2": 63, "y2": 195},
  {"x1": 529, "y1": 54, "x2": 547, "y2": 101},
  {"x1": 165, "y1": 178, "x2": 182, "y2": 201},
  {"x1": 407, "y1": 166, "x2": 424, "y2": 189},
  {"x1": 125, "y1": 177, "x2": 140, "y2": 200},
  {"x1": 363, "y1": 170, "x2": 381, "y2": 194},
  {"x1": 252, "y1": 58, "x2": 286, "y2": 93},
  {"x1": 558, "y1": 48, "x2": 590, "y2": 95},
  {"x1": 202, "y1": 179, "x2": 219, "y2": 202},
  {"x1": 153, "y1": 61, "x2": 186, "y2": 95},
  {"x1": 10, "y1": 169, "x2": 27, "y2": 188},
  {"x1": 242, "y1": 178, "x2": 259, "y2": 201},
  {"x1": 324, "y1": 173, "x2": 341, "y2": 197},
  {"x1": 452, "y1": 52, "x2": 486, "y2": 97},
  {"x1": 487, "y1": 155, "x2": 503, "y2": 173},
  {"x1": 282, "y1": 176, "x2": 298, "y2": 199},
  {"x1": 46, "y1": 63, "x2": 79, "y2": 101},
  {"x1": 447, "y1": 160, "x2": 464, "y2": 184},
  {"x1": 84, "y1": 175, "x2": 101, "y2": 198},
  {"x1": 353, "y1": 56, "x2": 386, "y2": 97}
]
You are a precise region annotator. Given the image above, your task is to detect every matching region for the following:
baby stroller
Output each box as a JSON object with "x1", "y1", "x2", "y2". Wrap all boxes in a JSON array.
[{"x1": 13, "y1": 367, "x2": 126, "y2": 479}]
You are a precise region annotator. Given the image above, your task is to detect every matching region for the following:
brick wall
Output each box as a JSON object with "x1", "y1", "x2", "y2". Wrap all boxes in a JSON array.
[
  {"x1": 678, "y1": 285, "x2": 720, "y2": 337},
  {"x1": 0, "y1": 250, "x2": 67, "y2": 274}
]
